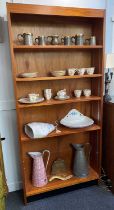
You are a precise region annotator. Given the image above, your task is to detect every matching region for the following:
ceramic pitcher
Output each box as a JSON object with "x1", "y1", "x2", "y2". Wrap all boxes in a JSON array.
[
  {"x1": 28, "y1": 150, "x2": 50, "y2": 187},
  {"x1": 72, "y1": 143, "x2": 90, "y2": 178}
]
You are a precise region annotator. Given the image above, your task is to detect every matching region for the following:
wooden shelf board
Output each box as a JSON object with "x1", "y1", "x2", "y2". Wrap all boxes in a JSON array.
[
  {"x1": 18, "y1": 96, "x2": 101, "y2": 109},
  {"x1": 13, "y1": 44, "x2": 103, "y2": 50},
  {"x1": 14, "y1": 45, "x2": 103, "y2": 49},
  {"x1": 21, "y1": 124, "x2": 101, "y2": 142},
  {"x1": 25, "y1": 167, "x2": 99, "y2": 197},
  {"x1": 16, "y1": 74, "x2": 102, "y2": 82}
]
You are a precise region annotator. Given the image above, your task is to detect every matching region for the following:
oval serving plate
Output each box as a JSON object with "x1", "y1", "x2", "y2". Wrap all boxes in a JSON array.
[
  {"x1": 18, "y1": 72, "x2": 38, "y2": 78},
  {"x1": 18, "y1": 97, "x2": 44, "y2": 104}
]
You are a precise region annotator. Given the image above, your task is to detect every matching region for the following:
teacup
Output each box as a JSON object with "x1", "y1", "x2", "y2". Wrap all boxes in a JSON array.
[
  {"x1": 74, "y1": 90, "x2": 82, "y2": 98},
  {"x1": 86, "y1": 67, "x2": 95, "y2": 75},
  {"x1": 77, "y1": 68, "x2": 85, "y2": 75},
  {"x1": 57, "y1": 89, "x2": 67, "y2": 98},
  {"x1": 83, "y1": 89, "x2": 91, "y2": 97},
  {"x1": 67, "y1": 68, "x2": 76, "y2": 76},
  {"x1": 44, "y1": 89, "x2": 52, "y2": 100},
  {"x1": 28, "y1": 93, "x2": 39, "y2": 102}
]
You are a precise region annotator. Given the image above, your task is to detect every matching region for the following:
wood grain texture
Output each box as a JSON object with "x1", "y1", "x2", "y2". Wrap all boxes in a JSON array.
[
  {"x1": 13, "y1": 45, "x2": 103, "y2": 50},
  {"x1": 7, "y1": 3, "x2": 105, "y2": 17},
  {"x1": 21, "y1": 124, "x2": 101, "y2": 141},
  {"x1": 18, "y1": 96, "x2": 101, "y2": 109},
  {"x1": 26, "y1": 167, "x2": 99, "y2": 196}
]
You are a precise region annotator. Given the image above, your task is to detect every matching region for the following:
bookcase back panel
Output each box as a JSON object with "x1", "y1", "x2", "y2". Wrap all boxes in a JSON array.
[
  {"x1": 11, "y1": 14, "x2": 92, "y2": 44},
  {"x1": 19, "y1": 102, "x2": 94, "y2": 134},
  {"x1": 22, "y1": 132, "x2": 90, "y2": 175},
  {"x1": 15, "y1": 51, "x2": 91, "y2": 76},
  {"x1": 17, "y1": 78, "x2": 91, "y2": 99}
]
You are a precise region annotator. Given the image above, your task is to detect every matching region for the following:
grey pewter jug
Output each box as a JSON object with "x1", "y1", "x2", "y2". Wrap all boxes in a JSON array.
[{"x1": 72, "y1": 143, "x2": 90, "y2": 178}]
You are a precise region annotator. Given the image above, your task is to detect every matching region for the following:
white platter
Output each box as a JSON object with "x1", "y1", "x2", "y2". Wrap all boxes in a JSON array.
[
  {"x1": 18, "y1": 72, "x2": 38, "y2": 78},
  {"x1": 60, "y1": 109, "x2": 94, "y2": 128},
  {"x1": 18, "y1": 97, "x2": 44, "y2": 104},
  {"x1": 54, "y1": 95, "x2": 70, "y2": 100}
]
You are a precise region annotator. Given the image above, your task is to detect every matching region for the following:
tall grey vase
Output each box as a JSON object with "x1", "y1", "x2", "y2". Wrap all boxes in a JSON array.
[{"x1": 72, "y1": 143, "x2": 89, "y2": 178}]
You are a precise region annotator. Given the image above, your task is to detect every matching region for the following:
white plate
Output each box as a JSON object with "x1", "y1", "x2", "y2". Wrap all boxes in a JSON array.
[
  {"x1": 60, "y1": 109, "x2": 94, "y2": 128},
  {"x1": 18, "y1": 72, "x2": 38, "y2": 78},
  {"x1": 54, "y1": 95, "x2": 70, "y2": 100},
  {"x1": 18, "y1": 97, "x2": 44, "y2": 104}
]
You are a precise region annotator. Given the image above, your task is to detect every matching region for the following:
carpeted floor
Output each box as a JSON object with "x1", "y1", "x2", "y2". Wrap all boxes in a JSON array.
[{"x1": 6, "y1": 185, "x2": 114, "y2": 210}]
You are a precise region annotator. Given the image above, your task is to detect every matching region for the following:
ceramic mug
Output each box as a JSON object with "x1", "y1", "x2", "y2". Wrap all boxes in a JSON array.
[
  {"x1": 67, "y1": 68, "x2": 76, "y2": 76},
  {"x1": 86, "y1": 67, "x2": 95, "y2": 75},
  {"x1": 74, "y1": 90, "x2": 82, "y2": 98},
  {"x1": 28, "y1": 93, "x2": 39, "y2": 102},
  {"x1": 57, "y1": 89, "x2": 67, "y2": 99},
  {"x1": 83, "y1": 89, "x2": 91, "y2": 97},
  {"x1": 44, "y1": 89, "x2": 52, "y2": 100},
  {"x1": 77, "y1": 68, "x2": 85, "y2": 75}
]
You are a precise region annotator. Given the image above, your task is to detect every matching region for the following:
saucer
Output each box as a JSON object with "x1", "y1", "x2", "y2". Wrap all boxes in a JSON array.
[
  {"x1": 54, "y1": 95, "x2": 70, "y2": 100},
  {"x1": 18, "y1": 97, "x2": 44, "y2": 104}
]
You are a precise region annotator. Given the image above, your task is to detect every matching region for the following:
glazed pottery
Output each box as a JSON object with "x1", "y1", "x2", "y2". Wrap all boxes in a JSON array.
[{"x1": 60, "y1": 109, "x2": 94, "y2": 128}]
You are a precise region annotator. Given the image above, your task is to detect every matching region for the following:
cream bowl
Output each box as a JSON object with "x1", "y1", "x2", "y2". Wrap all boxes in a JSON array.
[
  {"x1": 83, "y1": 89, "x2": 91, "y2": 97},
  {"x1": 86, "y1": 67, "x2": 95, "y2": 75},
  {"x1": 52, "y1": 70, "x2": 66, "y2": 77},
  {"x1": 74, "y1": 90, "x2": 82, "y2": 98}
]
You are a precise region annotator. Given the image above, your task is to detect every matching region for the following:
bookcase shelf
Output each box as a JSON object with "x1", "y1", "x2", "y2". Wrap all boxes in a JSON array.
[{"x1": 7, "y1": 3, "x2": 105, "y2": 204}]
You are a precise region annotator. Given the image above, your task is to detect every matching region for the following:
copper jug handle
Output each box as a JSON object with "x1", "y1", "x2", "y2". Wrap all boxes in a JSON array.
[{"x1": 42, "y1": 150, "x2": 50, "y2": 170}]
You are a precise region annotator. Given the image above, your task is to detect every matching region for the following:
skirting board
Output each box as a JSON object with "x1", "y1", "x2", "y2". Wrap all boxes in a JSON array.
[{"x1": 8, "y1": 181, "x2": 22, "y2": 192}]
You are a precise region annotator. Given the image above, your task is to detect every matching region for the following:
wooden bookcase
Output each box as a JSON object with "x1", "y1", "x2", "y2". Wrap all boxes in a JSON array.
[{"x1": 7, "y1": 3, "x2": 105, "y2": 204}]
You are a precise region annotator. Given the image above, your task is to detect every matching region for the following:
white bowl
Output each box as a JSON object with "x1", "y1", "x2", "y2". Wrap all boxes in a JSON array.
[
  {"x1": 86, "y1": 67, "x2": 95, "y2": 75},
  {"x1": 77, "y1": 68, "x2": 85, "y2": 75},
  {"x1": 52, "y1": 70, "x2": 66, "y2": 77},
  {"x1": 74, "y1": 90, "x2": 82, "y2": 98},
  {"x1": 83, "y1": 89, "x2": 91, "y2": 97}
]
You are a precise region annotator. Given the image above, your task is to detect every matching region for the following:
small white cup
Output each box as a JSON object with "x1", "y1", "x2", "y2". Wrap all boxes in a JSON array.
[
  {"x1": 77, "y1": 68, "x2": 85, "y2": 75},
  {"x1": 86, "y1": 67, "x2": 95, "y2": 75},
  {"x1": 67, "y1": 68, "x2": 76, "y2": 76},
  {"x1": 74, "y1": 90, "x2": 82, "y2": 98},
  {"x1": 57, "y1": 89, "x2": 67, "y2": 98},
  {"x1": 44, "y1": 89, "x2": 52, "y2": 100},
  {"x1": 28, "y1": 93, "x2": 39, "y2": 102},
  {"x1": 83, "y1": 89, "x2": 91, "y2": 97}
]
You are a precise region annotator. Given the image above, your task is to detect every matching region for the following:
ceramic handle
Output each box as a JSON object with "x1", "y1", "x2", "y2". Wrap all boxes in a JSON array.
[{"x1": 43, "y1": 150, "x2": 50, "y2": 170}]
